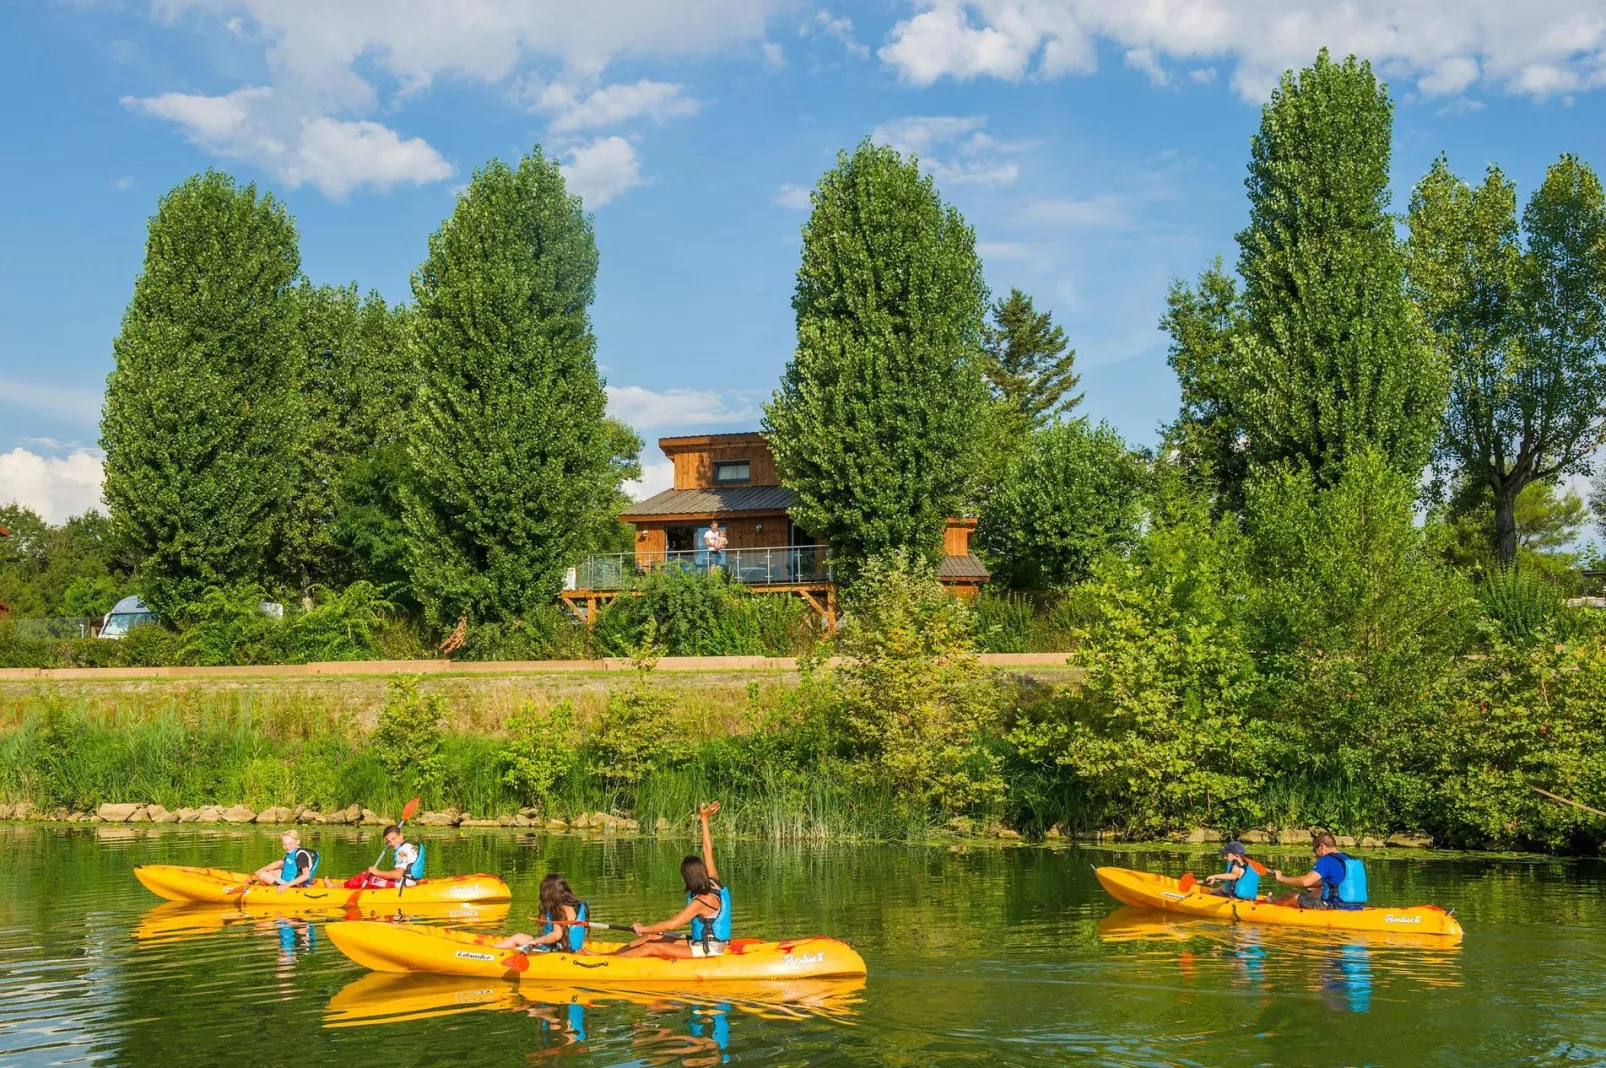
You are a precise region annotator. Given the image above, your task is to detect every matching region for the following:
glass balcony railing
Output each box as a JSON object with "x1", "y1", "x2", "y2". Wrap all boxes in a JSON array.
[{"x1": 572, "y1": 547, "x2": 831, "y2": 590}]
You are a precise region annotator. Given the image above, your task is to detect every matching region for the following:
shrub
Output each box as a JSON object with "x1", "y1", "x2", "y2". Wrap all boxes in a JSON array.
[
  {"x1": 501, "y1": 700, "x2": 579, "y2": 810},
  {"x1": 1477, "y1": 564, "x2": 1562, "y2": 644},
  {"x1": 283, "y1": 581, "x2": 393, "y2": 662},
  {"x1": 371, "y1": 676, "x2": 445, "y2": 796},
  {"x1": 177, "y1": 584, "x2": 287, "y2": 666}
]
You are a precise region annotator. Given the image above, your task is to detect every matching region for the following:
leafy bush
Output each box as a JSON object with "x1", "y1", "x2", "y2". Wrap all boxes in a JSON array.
[
  {"x1": 455, "y1": 605, "x2": 591, "y2": 661},
  {"x1": 283, "y1": 581, "x2": 392, "y2": 662},
  {"x1": 1477, "y1": 564, "x2": 1562, "y2": 644},
  {"x1": 592, "y1": 568, "x2": 809, "y2": 657},
  {"x1": 177, "y1": 584, "x2": 286, "y2": 666},
  {"x1": 827, "y1": 549, "x2": 1003, "y2": 812},
  {"x1": 371, "y1": 676, "x2": 445, "y2": 796},
  {"x1": 500, "y1": 700, "x2": 579, "y2": 809}
]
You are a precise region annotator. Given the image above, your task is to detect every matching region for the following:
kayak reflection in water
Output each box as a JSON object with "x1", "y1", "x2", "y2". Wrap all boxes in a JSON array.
[
  {"x1": 1318, "y1": 941, "x2": 1373, "y2": 1013},
  {"x1": 618, "y1": 802, "x2": 731, "y2": 960}
]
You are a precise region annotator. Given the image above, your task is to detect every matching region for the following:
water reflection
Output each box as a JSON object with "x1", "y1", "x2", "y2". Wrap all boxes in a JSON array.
[
  {"x1": 326, "y1": 971, "x2": 862, "y2": 1064},
  {"x1": 1097, "y1": 906, "x2": 1461, "y2": 1013},
  {"x1": 132, "y1": 900, "x2": 510, "y2": 946}
]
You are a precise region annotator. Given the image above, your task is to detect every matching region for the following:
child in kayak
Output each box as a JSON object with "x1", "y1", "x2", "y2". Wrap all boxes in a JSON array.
[
  {"x1": 1203, "y1": 841, "x2": 1261, "y2": 900},
  {"x1": 618, "y1": 802, "x2": 730, "y2": 959},
  {"x1": 250, "y1": 830, "x2": 320, "y2": 892},
  {"x1": 344, "y1": 825, "x2": 423, "y2": 889},
  {"x1": 495, "y1": 874, "x2": 589, "y2": 954}
]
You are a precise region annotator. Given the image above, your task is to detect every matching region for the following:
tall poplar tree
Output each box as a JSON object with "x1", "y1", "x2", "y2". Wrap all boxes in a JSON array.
[
  {"x1": 1234, "y1": 50, "x2": 1442, "y2": 486},
  {"x1": 1409, "y1": 154, "x2": 1606, "y2": 562},
  {"x1": 1161, "y1": 257, "x2": 1248, "y2": 510},
  {"x1": 101, "y1": 171, "x2": 302, "y2": 619},
  {"x1": 764, "y1": 140, "x2": 991, "y2": 570},
  {"x1": 404, "y1": 147, "x2": 616, "y2": 627}
]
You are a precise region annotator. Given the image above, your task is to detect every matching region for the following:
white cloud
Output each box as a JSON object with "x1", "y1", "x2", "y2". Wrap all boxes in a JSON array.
[
  {"x1": 976, "y1": 240, "x2": 1032, "y2": 260},
  {"x1": 777, "y1": 182, "x2": 813, "y2": 209},
  {"x1": 523, "y1": 79, "x2": 700, "y2": 133},
  {"x1": 761, "y1": 40, "x2": 786, "y2": 68},
  {"x1": 871, "y1": 114, "x2": 1025, "y2": 186},
  {"x1": 803, "y1": 10, "x2": 870, "y2": 59},
  {"x1": 0, "y1": 448, "x2": 105, "y2": 524},
  {"x1": 560, "y1": 136, "x2": 645, "y2": 207},
  {"x1": 1018, "y1": 195, "x2": 1131, "y2": 228},
  {"x1": 623, "y1": 459, "x2": 676, "y2": 501},
  {"x1": 1189, "y1": 66, "x2": 1217, "y2": 84},
  {"x1": 605, "y1": 385, "x2": 757, "y2": 430},
  {"x1": 124, "y1": 88, "x2": 452, "y2": 199},
  {"x1": 877, "y1": 1, "x2": 1606, "y2": 102},
  {"x1": 1124, "y1": 46, "x2": 1168, "y2": 86},
  {"x1": 112, "y1": 176, "x2": 136, "y2": 191}
]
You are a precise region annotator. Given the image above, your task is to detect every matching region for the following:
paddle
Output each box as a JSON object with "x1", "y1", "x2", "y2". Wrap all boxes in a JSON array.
[
  {"x1": 501, "y1": 915, "x2": 636, "y2": 970},
  {"x1": 1178, "y1": 873, "x2": 1197, "y2": 893},
  {"x1": 364, "y1": 797, "x2": 419, "y2": 892},
  {"x1": 1532, "y1": 786, "x2": 1606, "y2": 819}
]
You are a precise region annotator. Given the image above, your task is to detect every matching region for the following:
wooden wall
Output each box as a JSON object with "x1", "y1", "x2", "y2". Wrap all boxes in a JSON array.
[
  {"x1": 630, "y1": 516, "x2": 791, "y2": 568},
  {"x1": 670, "y1": 440, "x2": 779, "y2": 489},
  {"x1": 943, "y1": 518, "x2": 977, "y2": 557}
]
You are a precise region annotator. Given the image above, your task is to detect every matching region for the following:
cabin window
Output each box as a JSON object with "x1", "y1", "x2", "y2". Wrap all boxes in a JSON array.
[
  {"x1": 714, "y1": 460, "x2": 751, "y2": 484},
  {"x1": 667, "y1": 527, "x2": 696, "y2": 552}
]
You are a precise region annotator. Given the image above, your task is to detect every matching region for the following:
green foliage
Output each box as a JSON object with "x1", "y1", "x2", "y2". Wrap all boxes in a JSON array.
[
  {"x1": 372, "y1": 676, "x2": 446, "y2": 795},
  {"x1": 1160, "y1": 258, "x2": 1249, "y2": 511},
  {"x1": 765, "y1": 140, "x2": 991, "y2": 572},
  {"x1": 589, "y1": 672, "x2": 676, "y2": 789},
  {"x1": 1012, "y1": 489, "x2": 1263, "y2": 833},
  {"x1": 0, "y1": 505, "x2": 128, "y2": 619},
  {"x1": 101, "y1": 170, "x2": 302, "y2": 619},
  {"x1": 826, "y1": 550, "x2": 1003, "y2": 812},
  {"x1": 1476, "y1": 565, "x2": 1563, "y2": 644},
  {"x1": 981, "y1": 288, "x2": 1081, "y2": 428},
  {"x1": 591, "y1": 568, "x2": 811, "y2": 657},
  {"x1": 500, "y1": 700, "x2": 578, "y2": 809},
  {"x1": 1408, "y1": 152, "x2": 1606, "y2": 561},
  {"x1": 977, "y1": 419, "x2": 1145, "y2": 588},
  {"x1": 453, "y1": 607, "x2": 591, "y2": 661},
  {"x1": 1235, "y1": 50, "x2": 1443, "y2": 485},
  {"x1": 176, "y1": 585, "x2": 286, "y2": 667},
  {"x1": 282, "y1": 581, "x2": 393, "y2": 663},
  {"x1": 404, "y1": 146, "x2": 619, "y2": 627}
]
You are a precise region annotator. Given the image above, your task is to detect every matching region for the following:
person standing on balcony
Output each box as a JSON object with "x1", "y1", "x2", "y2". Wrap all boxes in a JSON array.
[{"x1": 704, "y1": 521, "x2": 728, "y2": 573}]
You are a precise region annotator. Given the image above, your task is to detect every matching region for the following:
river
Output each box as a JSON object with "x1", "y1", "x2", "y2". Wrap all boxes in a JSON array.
[{"x1": 1, "y1": 824, "x2": 1602, "y2": 1065}]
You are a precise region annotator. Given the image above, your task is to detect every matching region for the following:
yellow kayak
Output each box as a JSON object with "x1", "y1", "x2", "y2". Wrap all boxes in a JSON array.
[
  {"x1": 133, "y1": 864, "x2": 510, "y2": 907},
  {"x1": 325, "y1": 971, "x2": 866, "y2": 1028},
  {"x1": 1095, "y1": 867, "x2": 1463, "y2": 940},
  {"x1": 326, "y1": 920, "x2": 868, "y2": 981},
  {"x1": 133, "y1": 899, "x2": 510, "y2": 945}
]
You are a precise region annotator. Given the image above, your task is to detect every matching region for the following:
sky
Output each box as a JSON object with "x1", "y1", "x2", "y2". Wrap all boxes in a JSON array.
[{"x1": 5, "y1": 0, "x2": 1606, "y2": 523}]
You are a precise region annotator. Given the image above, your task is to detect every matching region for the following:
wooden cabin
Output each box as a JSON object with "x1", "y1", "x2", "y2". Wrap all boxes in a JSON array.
[{"x1": 563, "y1": 432, "x2": 989, "y2": 626}]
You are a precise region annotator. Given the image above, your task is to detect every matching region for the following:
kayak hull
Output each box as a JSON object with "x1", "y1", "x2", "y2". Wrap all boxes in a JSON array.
[
  {"x1": 1095, "y1": 866, "x2": 1463, "y2": 940},
  {"x1": 133, "y1": 864, "x2": 510, "y2": 907},
  {"x1": 325, "y1": 920, "x2": 868, "y2": 982}
]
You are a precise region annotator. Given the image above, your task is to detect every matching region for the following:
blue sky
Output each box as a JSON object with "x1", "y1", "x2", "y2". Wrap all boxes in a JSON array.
[{"x1": 5, "y1": 1, "x2": 1606, "y2": 520}]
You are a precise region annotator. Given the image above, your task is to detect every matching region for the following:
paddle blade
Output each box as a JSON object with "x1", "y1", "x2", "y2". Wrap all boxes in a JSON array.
[
  {"x1": 1247, "y1": 859, "x2": 1269, "y2": 876},
  {"x1": 500, "y1": 951, "x2": 529, "y2": 972},
  {"x1": 1178, "y1": 873, "x2": 1197, "y2": 893},
  {"x1": 401, "y1": 796, "x2": 422, "y2": 821}
]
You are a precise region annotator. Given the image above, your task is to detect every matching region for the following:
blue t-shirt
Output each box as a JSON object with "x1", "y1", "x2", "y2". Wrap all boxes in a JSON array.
[{"x1": 1313, "y1": 853, "x2": 1347, "y2": 891}]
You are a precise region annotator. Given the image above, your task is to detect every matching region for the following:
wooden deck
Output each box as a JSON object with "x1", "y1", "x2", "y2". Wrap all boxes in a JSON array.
[{"x1": 560, "y1": 581, "x2": 838, "y2": 628}]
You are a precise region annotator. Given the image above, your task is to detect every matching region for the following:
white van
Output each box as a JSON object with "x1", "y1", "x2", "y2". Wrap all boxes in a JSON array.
[{"x1": 98, "y1": 595, "x2": 157, "y2": 639}]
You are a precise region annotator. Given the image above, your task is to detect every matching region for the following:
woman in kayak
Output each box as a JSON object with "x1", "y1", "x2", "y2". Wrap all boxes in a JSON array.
[
  {"x1": 495, "y1": 873, "x2": 589, "y2": 954},
  {"x1": 618, "y1": 802, "x2": 730, "y2": 959}
]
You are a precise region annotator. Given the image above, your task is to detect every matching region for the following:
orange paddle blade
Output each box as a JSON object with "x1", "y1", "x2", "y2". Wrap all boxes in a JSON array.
[
  {"x1": 1247, "y1": 858, "x2": 1269, "y2": 876},
  {"x1": 401, "y1": 797, "x2": 422, "y2": 821},
  {"x1": 500, "y1": 950, "x2": 530, "y2": 972},
  {"x1": 1178, "y1": 873, "x2": 1197, "y2": 892}
]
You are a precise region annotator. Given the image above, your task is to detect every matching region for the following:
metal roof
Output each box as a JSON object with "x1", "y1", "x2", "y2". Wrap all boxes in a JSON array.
[
  {"x1": 620, "y1": 485, "x2": 796, "y2": 518},
  {"x1": 938, "y1": 553, "x2": 991, "y2": 580}
]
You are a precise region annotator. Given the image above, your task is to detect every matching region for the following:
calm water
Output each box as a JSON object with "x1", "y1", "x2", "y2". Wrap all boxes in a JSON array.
[{"x1": 1, "y1": 824, "x2": 1603, "y2": 1066}]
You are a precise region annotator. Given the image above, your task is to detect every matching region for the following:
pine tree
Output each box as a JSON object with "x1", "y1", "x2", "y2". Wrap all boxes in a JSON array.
[
  {"x1": 101, "y1": 171, "x2": 302, "y2": 619},
  {"x1": 982, "y1": 289, "x2": 1081, "y2": 428},
  {"x1": 763, "y1": 140, "x2": 991, "y2": 571},
  {"x1": 1234, "y1": 50, "x2": 1443, "y2": 486},
  {"x1": 404, "y1": 147, "x2": 617, "y2": 627}
]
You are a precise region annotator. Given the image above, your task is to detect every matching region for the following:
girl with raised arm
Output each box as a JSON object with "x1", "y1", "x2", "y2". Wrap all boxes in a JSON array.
[{"x1": 617, "y1": 802, "x2": 730, "y2": 959}]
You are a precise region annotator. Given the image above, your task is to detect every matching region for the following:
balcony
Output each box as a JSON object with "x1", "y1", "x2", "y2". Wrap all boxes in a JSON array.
[{"x1": 572, "y1": 547, "x2": 831, "y2": 591}]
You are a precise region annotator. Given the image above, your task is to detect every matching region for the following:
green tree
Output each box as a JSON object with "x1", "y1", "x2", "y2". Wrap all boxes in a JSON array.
[
  {"x1": 764, "y1": 140, "x2": 991, "y2": 571},
  {"x1": 976, "y1": 419, "x2": 1145, "y2": 588},
  {"x1": 283, "y1": 283, "x2": 416, "y2": 599},
  {"x1": 1161, "y1": 258, "x2": 1249, "y2": 511},
  {"x1": 404, "y1": 147, "x2": 617, "y2": 628},
  {"x1": 982, "y1": 288, "x2": 1080, "y2": 428},
  {"x1": 1234, "y1": 51, "x2": 1442, "y2": 485},
  {"x1": 0, "y1": 506, "x2": 128, "y2": 618},
  {"x1": 1409, "y1": 154, "x2": 1606, "y2": 562},
  {"x1": 101, "y1": 171, "x2": 302, "y2": 619}
]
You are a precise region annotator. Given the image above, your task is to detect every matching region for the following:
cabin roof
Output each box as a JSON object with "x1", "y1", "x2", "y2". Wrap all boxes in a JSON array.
[
  {"x1": 937, "y1": 553, "x2": 991, "y2": 580},
  {"x1": 620, "y1": 485, "x2": 795, "y2": 519}
]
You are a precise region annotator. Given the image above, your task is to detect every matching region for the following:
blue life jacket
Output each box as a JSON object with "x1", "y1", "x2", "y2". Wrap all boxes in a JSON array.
[
  {"x1": 539, "y1": 901, "x2": 588, "y2": 953},
  {"x1": 1224, "y1": 857, "x2": 1259, "y2": 900},
  {"x1": 688, "y1": 884, "x2": 732, "y2": 944},
  {"x1": 1323, "y1": 853, "x2": 1367, "y2": 906},
  {"x1": 282, "y1": 847, "x2": 319, "y2": 884},
  {"x1": 395, "y1": 841, "x2": 425, "y2": 882}
]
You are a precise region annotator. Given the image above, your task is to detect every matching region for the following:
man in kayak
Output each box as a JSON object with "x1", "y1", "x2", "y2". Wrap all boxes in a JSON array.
[
  {"x1": 1269, "y1": 832, "x2": 1367, "y2": 909},
  {"x1": 250, "y1": 830, "x2": 319, "y2": 892},
  {"x1": 344, "y1": 825, "x2": 423, "y2": 889},
  {"x1": 1203, "y1": 841, "x2": 1261, "y2": 900},
  {"x1": 617, "y1": 802, "x2": 730, "y2": 959}
]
